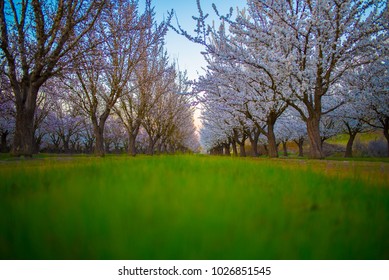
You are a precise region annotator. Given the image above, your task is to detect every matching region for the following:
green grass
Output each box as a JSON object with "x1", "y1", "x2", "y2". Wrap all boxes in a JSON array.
[
  {"x1": 0, "y1": 155, "x2": 388, "y2": 260},
  {"x1": 326, "y1": 131, "x2": 385, "y2": 146},
  {"x1": 326, "y1": 156, "x2": 389, "y2": 163}
]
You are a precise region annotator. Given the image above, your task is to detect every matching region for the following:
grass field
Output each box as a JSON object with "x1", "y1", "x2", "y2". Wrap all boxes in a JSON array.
[
  {"x1": 326, "y1": 131, "x2": 385, "y2": 146},
  {"x1": 0, "y1": 155, "x2": 388, "y2": 260}
]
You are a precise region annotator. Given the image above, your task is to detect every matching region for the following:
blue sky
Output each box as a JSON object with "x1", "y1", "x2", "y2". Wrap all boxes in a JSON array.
[{"x1": 146, "y1": 0, "x2": 247, "y2": 81}]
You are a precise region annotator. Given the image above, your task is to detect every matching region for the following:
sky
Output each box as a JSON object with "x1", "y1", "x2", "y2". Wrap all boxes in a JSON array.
[
  {"x1": 138, "y1": 1, "x2": 247, "y2": 130},
  {"x1": 145, "y1": 0, "x2": 247, "y2": 81}
]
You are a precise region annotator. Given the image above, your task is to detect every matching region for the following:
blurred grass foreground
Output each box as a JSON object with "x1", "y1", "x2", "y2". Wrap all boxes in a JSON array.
[{"x1": 0, "y1": 155, "x2": 388, "y2": 259}]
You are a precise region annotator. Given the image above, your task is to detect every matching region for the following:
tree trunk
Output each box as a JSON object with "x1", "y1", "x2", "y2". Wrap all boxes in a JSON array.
[
  {"x1": 163, "y1": 143, "x2": 169, "y2": 154},
  {"x1": 251, "y1": 141, "x2": 259, "y2": 157},
  {"x1": 239, "y1": 142, "x2": 246, "y2": 157},
  {"x1": 263, "y1": 144, "x2": 268, "y2": 156},
  {"x1": 1, "y1": 131, "x2": 9, "y2": 153},
  {"x1": 12, "y1": 87, "x2": 39, "y2": 157},
  {"x1": 231, "y1": 140, "x2": 238, "y2": 157},
  {"x1": 306, "y1": 116, "x2": 324, "y2": 159},
  {"x1": 147, "y1": 142, "x2": 154, "y2": 155},
  {"x1": 215, "y1": 146, "x2": 223, "y2": 155},
  {"x1": 63, "y1": 138, "x2": 70, "y2": 154},
  {"x1": 282, "y1": 141, "x2": 288, "y2": 157},
  {"x1": 344, "y1": 132, "x2": 357, "y2": 158},
  {"x1": 128, "y1": 134, "x2": 137, "y2": 156},
  {"x1": 105, "y1": 140, "x2": 111, "y2": 153},
  {"x1": 33, "y1": 134, "x2": 43, "y2": 154},
  {"x1": 13, "y1": 109, "x2": 35, "y2": 157},
  {"x1": 92, "y1": 112, "x2": 110, "y2": 157},
  {"x1": 295, "y1": 138, "x2": 304, "y2": 157},
  {"x1": 84, "y1": 138, "x2": 94, "y2": 154},
  {"x1": 50, "y1": 135, "x2": 61, "y2": 153},
  {"x1": 249, "y1": 134, "x2": 259, "y2": 157},
  {"x1": 157, "y1": 142, "x2": 163, "y2": 154},
  {"x1": 267, "y1": 122, "x2": 278, "y2": 158},
  {"x1": 147, "y1": 136, "x2": 156, "y2": 155},
  {"x1": 94, "y1": 125, "x2": 105, "y2": 157},
  {"x1": 223, "y1": 143, "x2": 231, "y2": 156},
  {"x1": 383, "y1": 118, "x2": 389, "y2": 157}
]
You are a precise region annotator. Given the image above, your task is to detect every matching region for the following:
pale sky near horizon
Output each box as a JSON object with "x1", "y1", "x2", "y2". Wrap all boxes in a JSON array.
[
  {"x1": 146, "y1": 0, "x2": 247, "y2": 81},
  {"x1": 139, "y1": 1, "x2": 247, "y2": 130}
]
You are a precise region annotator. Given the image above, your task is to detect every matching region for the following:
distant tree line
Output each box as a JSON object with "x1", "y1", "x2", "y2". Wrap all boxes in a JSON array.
[
  {"x1": 172, "y1": 0, "x2": 389, "y2": 158},
  {"x1": 0, "y1": 0, "x2": 200, "y2": 156}
]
